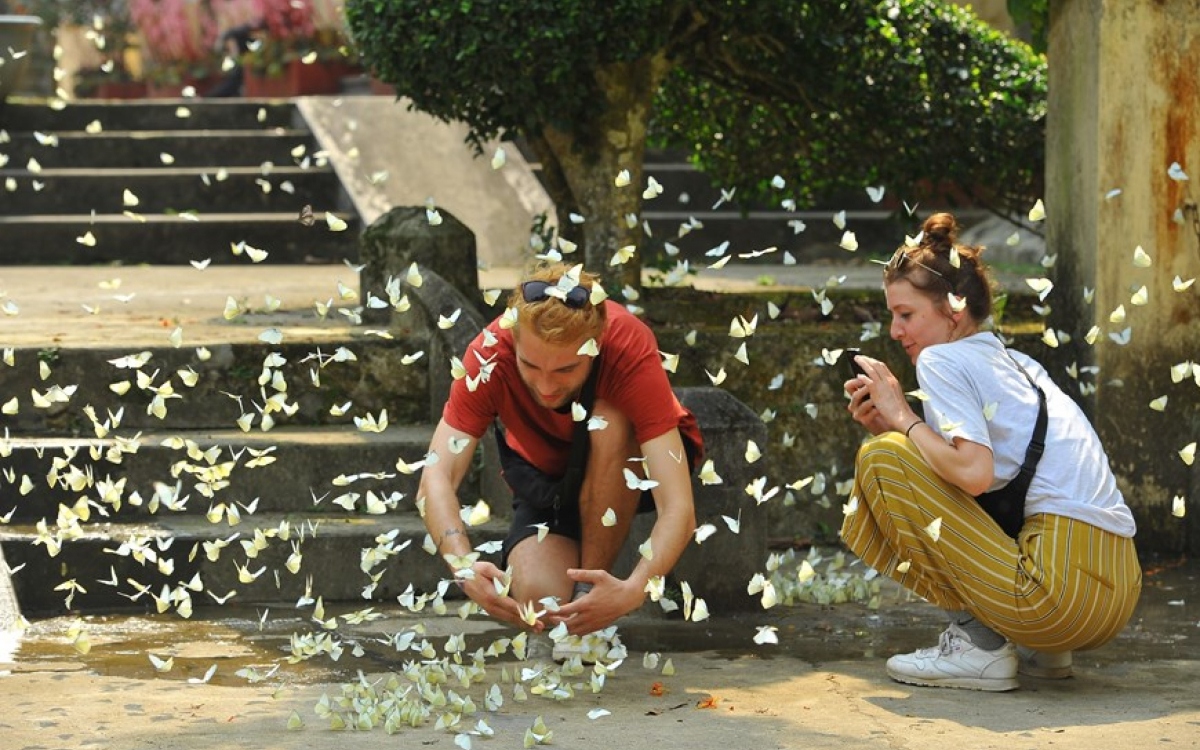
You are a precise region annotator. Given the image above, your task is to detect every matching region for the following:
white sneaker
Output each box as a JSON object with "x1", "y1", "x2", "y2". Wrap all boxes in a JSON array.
[
  {"x1": 1016, "y1": 645, "x2": 1073, "y2": 679},
  {"x1": 886, "y1": 623, "x2": 1019, "y2": 692}
]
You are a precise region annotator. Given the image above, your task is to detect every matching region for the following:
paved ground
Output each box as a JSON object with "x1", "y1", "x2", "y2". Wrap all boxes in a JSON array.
[{"x1": 0, "y1": 559, "x2": 1196, "y2": 750}]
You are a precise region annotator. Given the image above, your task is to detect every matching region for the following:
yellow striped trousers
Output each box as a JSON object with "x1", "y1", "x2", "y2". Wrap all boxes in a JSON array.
[{"x1": 841, "y1": 433, "x2": 1141, "y2": 652}]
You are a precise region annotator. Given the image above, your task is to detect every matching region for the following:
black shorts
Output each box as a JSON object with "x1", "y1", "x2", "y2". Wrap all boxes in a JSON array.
[{"x1": 499, "y1": 432, "x2": 701, "y2": 569}]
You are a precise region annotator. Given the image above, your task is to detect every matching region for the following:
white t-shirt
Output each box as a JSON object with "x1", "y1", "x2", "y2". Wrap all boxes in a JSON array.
[{"x1": 916, "y1": 332, "x2": 1136, "y2": 538}]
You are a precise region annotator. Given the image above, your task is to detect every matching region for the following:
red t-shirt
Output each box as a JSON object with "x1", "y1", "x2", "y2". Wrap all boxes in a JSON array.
[{"x1": 442, "y1": 301, "x2": 703, "y2": 476}]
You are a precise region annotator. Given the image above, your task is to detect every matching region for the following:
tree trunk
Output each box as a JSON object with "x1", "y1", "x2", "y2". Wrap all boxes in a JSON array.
[{"x1": 534, "y1": 52, "x2": 673, "y2": 292}]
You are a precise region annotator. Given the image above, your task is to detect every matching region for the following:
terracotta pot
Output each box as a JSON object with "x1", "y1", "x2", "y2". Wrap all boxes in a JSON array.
[
  {"x1": 244, "y1": 59, "x2": 346, "y2": 97},
  {"x1": 368, "y1": 77, "x2": 396, "y2": 96},
  {"x1": 94, "y1": 80, "x2": 148, "y2": 99},
  {"x1": 145, "y1": 75, "x2": 220, "y2": 98}
]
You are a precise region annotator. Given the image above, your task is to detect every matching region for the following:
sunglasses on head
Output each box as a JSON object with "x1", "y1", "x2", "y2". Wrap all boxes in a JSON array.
[
  {"x1": 521, "y1": 280, "x2": 590, "y2": 309},
  {"x1": 885, "y1": 248, "x2": 949, "y2": 282}
]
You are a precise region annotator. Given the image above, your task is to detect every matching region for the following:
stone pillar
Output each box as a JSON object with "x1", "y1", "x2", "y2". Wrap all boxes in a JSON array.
[
  {"x1": 1048, "y1": 0, "x2": 1200, "y2": 554},
  {"x1": 359, "y1": 206, "x2": 510, "y2": 509}
]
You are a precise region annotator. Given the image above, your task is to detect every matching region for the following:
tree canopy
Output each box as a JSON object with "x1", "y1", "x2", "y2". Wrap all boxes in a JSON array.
[{"x1": 346, "y1": 0, "x2": 1046, "y2": 283}]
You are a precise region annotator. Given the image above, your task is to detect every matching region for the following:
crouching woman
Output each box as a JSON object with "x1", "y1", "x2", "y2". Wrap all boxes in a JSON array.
[{"x1": 842, "y1": 212, "x2": 1141, "y2": 692}]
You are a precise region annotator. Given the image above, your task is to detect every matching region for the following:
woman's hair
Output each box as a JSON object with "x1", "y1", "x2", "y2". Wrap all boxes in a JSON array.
[
  {"x1": 883, "y1": 212, "x2": 996, "y2": 322},
  {"x1": 507, "y1": 262, "x2": 607, "y2": 345}
]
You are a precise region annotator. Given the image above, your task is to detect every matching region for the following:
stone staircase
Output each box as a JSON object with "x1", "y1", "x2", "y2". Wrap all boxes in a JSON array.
[
  {"x1": 0, "y1": 100, "x2": 359, "y2": 264},
  {"x1": 518, "y1": 143, "x2": 995, "y2": 267},
  {"x1": 0, "y1": 99, "x2": 507, "y2": 617},
  {"x1": 0, "y1": 306, "x2": 512, "y2": 616}
]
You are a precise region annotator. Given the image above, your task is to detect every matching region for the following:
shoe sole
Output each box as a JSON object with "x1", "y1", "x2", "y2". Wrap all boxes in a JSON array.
[
  {"x1": 1017, "y1": 664, "x2": 1073, "y2": 679},
  {"x1": 887, "y1": 667, "x2": 1019, "y2": 692}
]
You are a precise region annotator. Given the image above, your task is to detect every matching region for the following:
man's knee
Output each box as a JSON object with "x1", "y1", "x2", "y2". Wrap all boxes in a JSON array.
[
  {"x1": 508, "y1": 534, "x2": 577, "y2": 602},
  {"x1": 588, "y1": 399, "x2": 637, "y2": 456}
]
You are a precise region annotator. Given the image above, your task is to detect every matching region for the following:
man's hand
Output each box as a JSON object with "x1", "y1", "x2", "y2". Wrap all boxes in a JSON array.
[
  {"x1": 459, "y1": 560, "x2": 545, "y2": 632},
  {"x1": 545, "y1": 569, "x2": 645, "y2": 635}
]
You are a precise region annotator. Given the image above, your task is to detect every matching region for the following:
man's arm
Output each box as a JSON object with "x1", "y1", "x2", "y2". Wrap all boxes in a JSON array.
[
  {"x1": 418, "y1": 418, "x2": 530, "y2": 627},
  {"x1": 624, "y1": 428, "x2": 697, "y2": 591}
]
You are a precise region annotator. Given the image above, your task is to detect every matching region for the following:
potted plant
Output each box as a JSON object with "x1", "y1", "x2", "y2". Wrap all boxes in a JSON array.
[
  {"x1": 129, "y1": 0, "x2": 219, "y2": 96},
  {"x1": 239, "y1": 0, "x2": 355, "y2": 96}
]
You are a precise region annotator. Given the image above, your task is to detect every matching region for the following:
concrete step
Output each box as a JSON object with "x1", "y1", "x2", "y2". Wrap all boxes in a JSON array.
[
  {"x1": 0, "y1": 425, "x2": 440, "y2": 522},
  {"x1": 0, "y1": 513, "x2": 509, "y2": 614},
  {"x1": 0, "y1": 166, "x2": 343, "y2": 215},
  {"x1": 0, "y1": 337, "x2": 429, "y2": 433},
  {"x1": 0, "y1": 129, "x2": 320, "y2": 169},
  {"x1": 2, "y1": 100, "x2": 298, "y2": 132},
  {"x1": 0, "y1": 212, "x2": 360, "y2": 264}
]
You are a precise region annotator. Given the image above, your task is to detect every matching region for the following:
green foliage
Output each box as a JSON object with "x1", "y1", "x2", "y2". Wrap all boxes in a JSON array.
[
  {"x1": 347, "y1": 0, "x2": 1047, "y2": 241},
  {"x1": 655, "y1": 0, "x2": 1046, "y2": 220},
  {"x1": 1007, "y1": 0, "x2": 1048, "y2": 52},
  {"x1": 344, "y1": 0, "x2": 683, "y2": 152}
]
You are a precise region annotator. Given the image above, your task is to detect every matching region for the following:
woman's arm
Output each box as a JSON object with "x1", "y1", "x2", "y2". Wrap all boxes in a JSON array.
[{"x1": 856, "y1": 356, "x2": 995, "y2": 495}]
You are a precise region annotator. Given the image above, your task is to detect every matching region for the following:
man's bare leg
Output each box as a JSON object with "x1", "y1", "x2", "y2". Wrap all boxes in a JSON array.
[
  {"x1": 576, "y1": 400, "x2": 643, "y2": 573},
  {"x1": 507, "y1": 534, "x2": 578, "y2": 608}
]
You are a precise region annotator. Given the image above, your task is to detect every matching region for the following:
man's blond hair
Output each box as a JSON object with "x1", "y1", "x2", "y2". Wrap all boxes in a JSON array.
[{"x1": 508, "y1": 263, "x2": 607, "y2": 345}]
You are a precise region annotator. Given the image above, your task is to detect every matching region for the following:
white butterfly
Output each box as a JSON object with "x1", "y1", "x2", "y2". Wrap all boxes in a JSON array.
[
  {"x1": 1108, "y1": 327, "x2": 1132, "y2": 346},
  {"x1": 839, "y1": 231, "x2": 858, "y2": 252},
  {"x1": 623, "y1": 468, "x2": 658, "y2": 492},
  {"x1": 1179, "y1": 442, "x2": 1196, "y2": 466},
  {"x1": 924, "y1": 516, "x2": 943, "y2": 542}
]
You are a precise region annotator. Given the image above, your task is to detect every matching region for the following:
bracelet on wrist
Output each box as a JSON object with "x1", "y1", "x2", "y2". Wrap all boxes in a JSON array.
[{"x1": 904, "y1": 420, "x2": 923, "y2": 438}]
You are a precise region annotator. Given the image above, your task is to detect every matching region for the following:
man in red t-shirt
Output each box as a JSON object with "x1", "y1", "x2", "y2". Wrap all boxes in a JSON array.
[{"x1": 418, "y1": 262, "x2": 703, "y2": 636}]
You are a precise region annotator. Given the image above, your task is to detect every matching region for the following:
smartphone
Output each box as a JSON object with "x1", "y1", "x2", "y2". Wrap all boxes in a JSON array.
[{"x1": 846, "y1": 348, "x2": 866, "y2": 379}]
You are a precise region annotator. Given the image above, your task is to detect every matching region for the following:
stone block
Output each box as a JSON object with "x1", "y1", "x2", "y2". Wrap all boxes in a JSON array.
[{"x1": 359, "y1": 206, "x2": 481, "y2": 326}]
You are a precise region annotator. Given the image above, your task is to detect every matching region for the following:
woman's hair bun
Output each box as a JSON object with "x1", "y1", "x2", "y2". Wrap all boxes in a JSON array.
[{"x1": 921, "y1": 212, "x2": 959, "y2": 249}]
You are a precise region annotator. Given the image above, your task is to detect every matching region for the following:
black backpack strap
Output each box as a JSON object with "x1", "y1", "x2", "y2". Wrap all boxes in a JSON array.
[
  {"x1": 1006, "y1": 354, "x2": 1048, "y2": 485},
  {"x1": 975, "y1": 350, "x2": 1048, "y2": 538},
  {"x1": 558, "y1": 353, "x2": 602, "y2": 508}
]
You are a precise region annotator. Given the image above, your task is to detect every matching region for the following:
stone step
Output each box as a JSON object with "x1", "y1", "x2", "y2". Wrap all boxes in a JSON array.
[
  {"x1": 0, "y1": 129, "x2": 320, "y2": 169},
  {"x1": 0, "y1": 513, "x2": 509, "y2": 615},
  {"x1": 0, "y1": 337, "x2": 429, "y2": 433},
  {"x1": 2, "y1": 100, "x2": 299, "y2": 133},
  {"x1": 0, "y1": 166, "x2": 343, "y2": 216},
  {"x1": 0, "y1": 212, "x2": 361, "y2": 264},
  {"x1": 0, "y1": 424, "x2": 443, "y2": 523}
]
